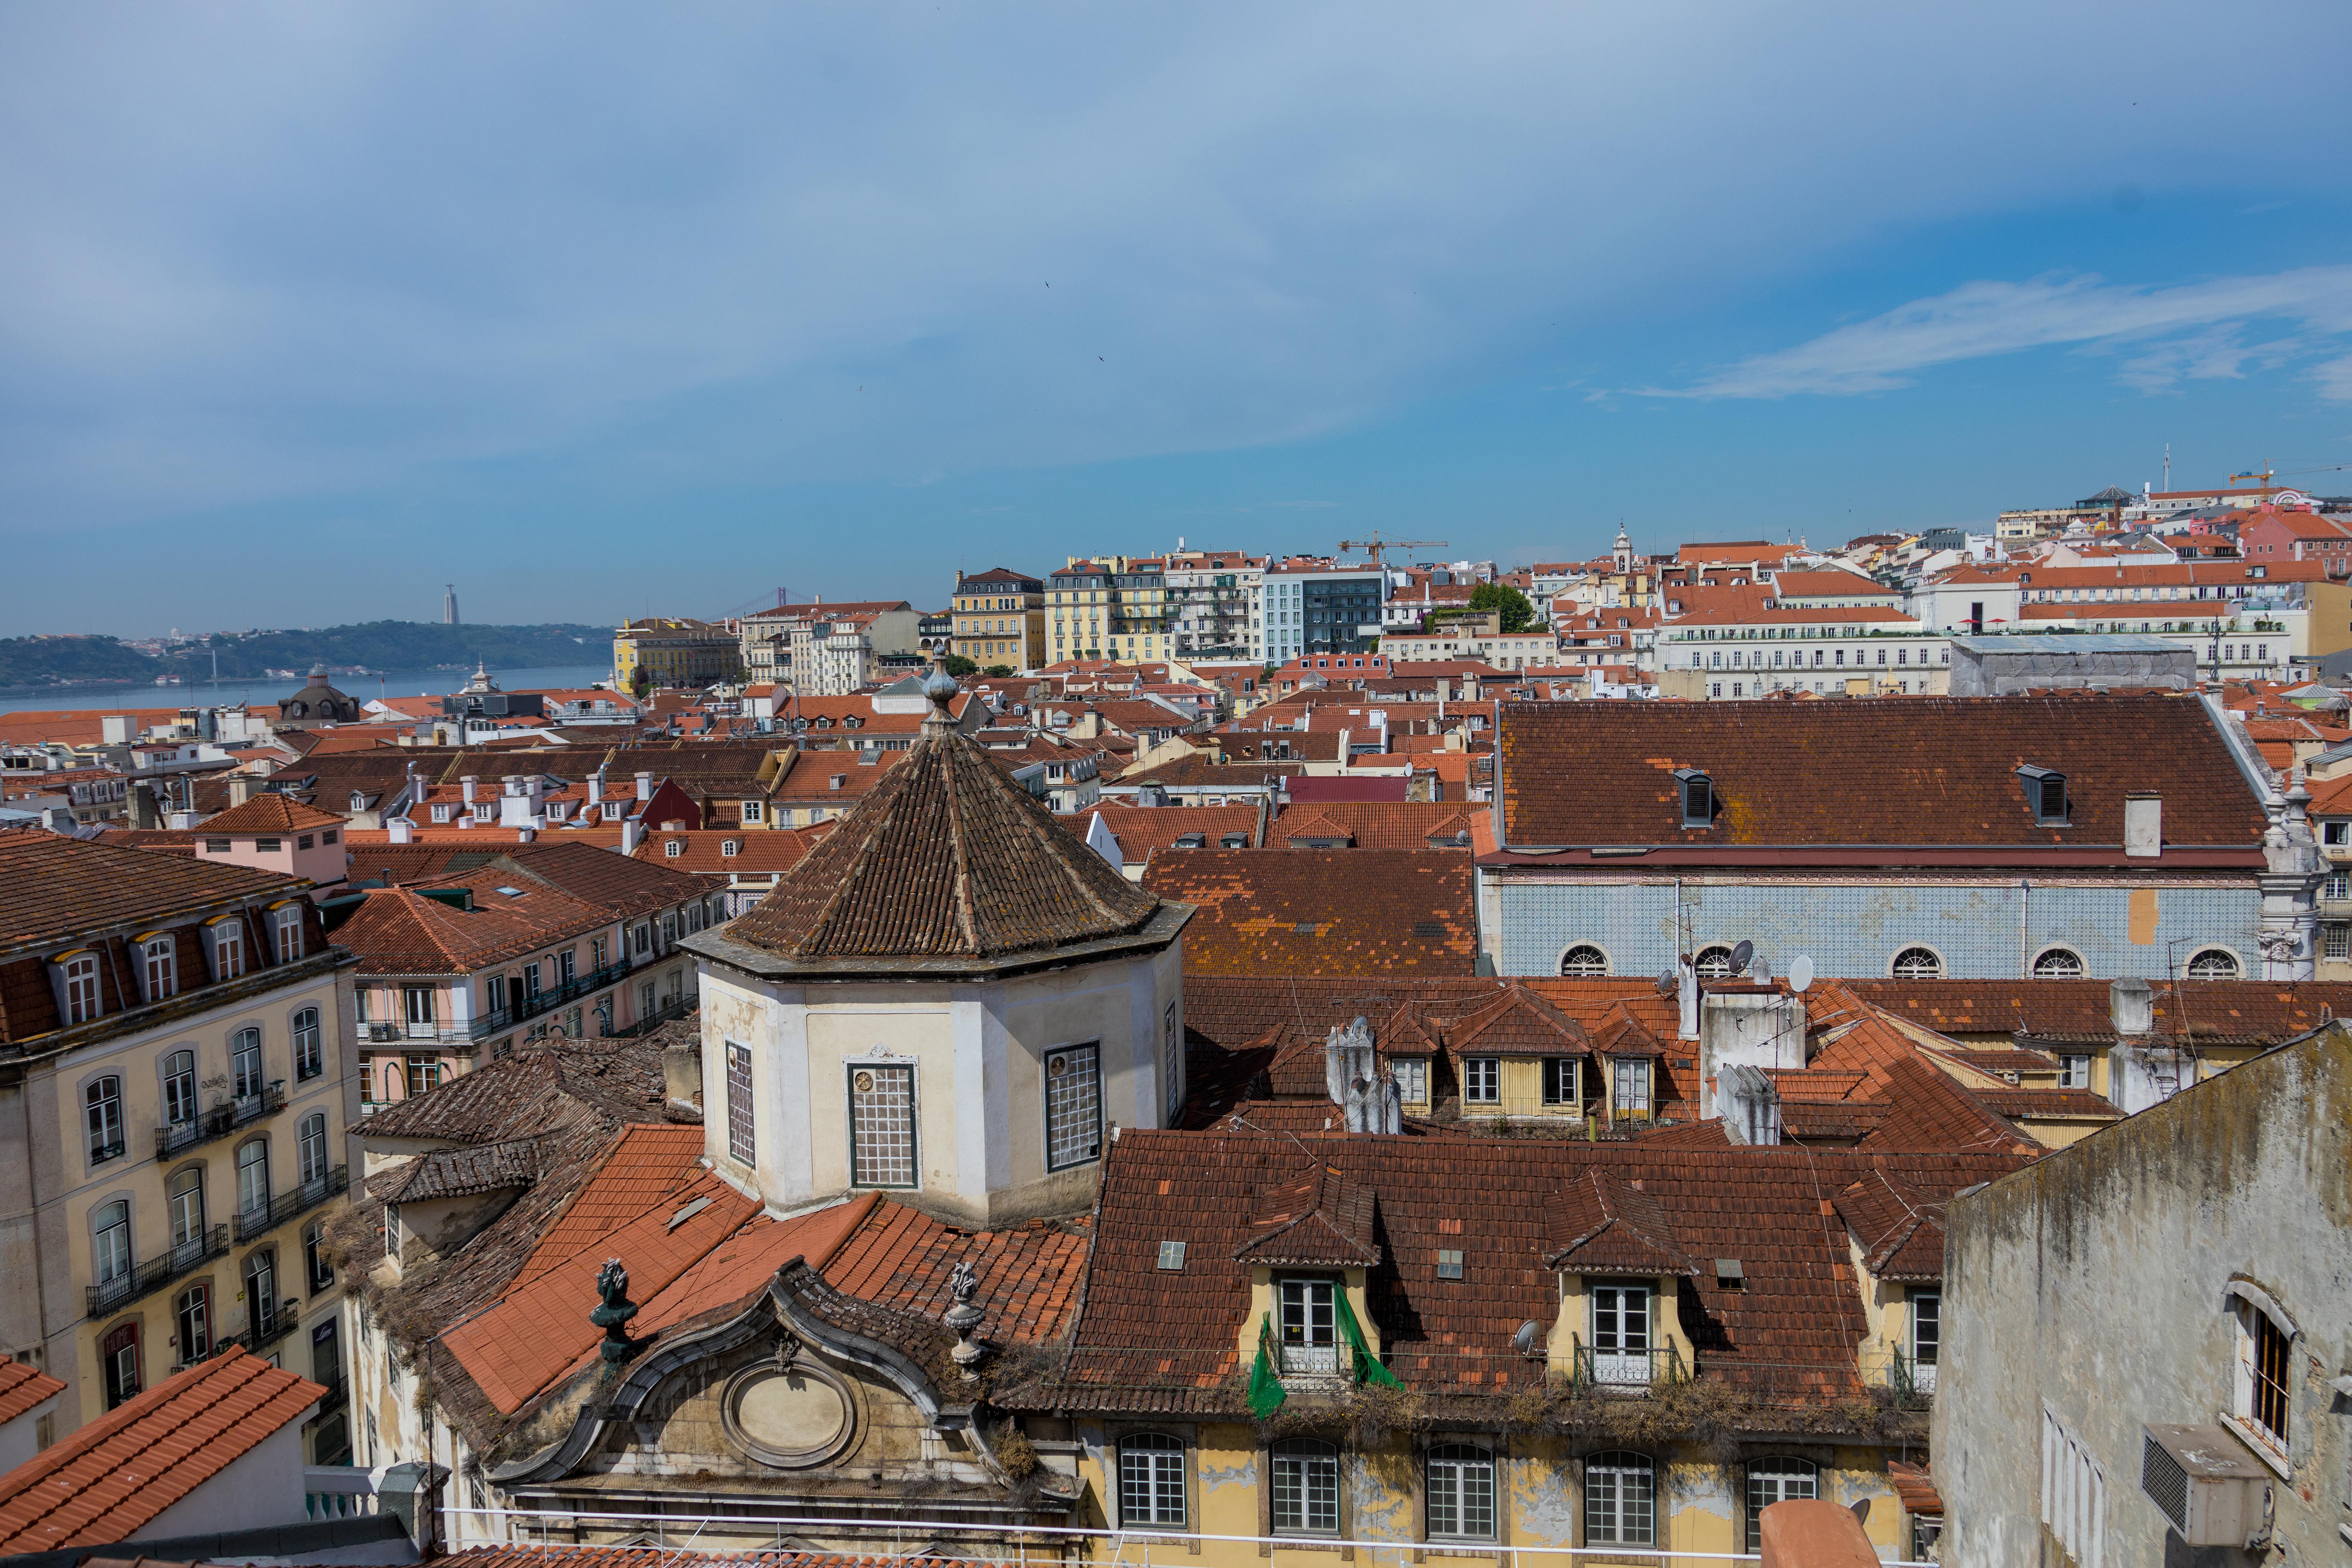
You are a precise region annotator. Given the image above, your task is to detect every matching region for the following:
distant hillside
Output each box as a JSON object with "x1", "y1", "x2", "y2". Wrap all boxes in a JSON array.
[{"x1": 0, "y1": 621, "x2": 610, "y2": 690}]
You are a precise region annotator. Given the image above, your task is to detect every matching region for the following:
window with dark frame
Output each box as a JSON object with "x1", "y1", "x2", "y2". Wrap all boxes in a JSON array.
[
  {"x1": 726, "y1": 1042, "x2": 755, "y2": 1164},
  {"x1": 1045, "y1": 1044, "x2": 1103, "y2": 1170},
  {"x1": 1673, "y1": 768, "x2": 1713, "y2": 828},
  {"x1": 1463, "y1": 1057, "x2": 1499, "y2": 1104},
  {"x1": 2249, "y1": 1304, "x2": 2290, "y2": 1443},
  {"x1": 848, "y1": 1063, "x2": 917, "y2": 1188},
  {"x1": 2018, "y1": 764, "x2": 2069, "y2": 825}
]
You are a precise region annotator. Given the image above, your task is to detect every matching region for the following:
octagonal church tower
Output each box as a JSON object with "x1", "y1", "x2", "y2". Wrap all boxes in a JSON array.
[{"x1": 681, "y1": 669, "x2": 1192, "y2": 1225}]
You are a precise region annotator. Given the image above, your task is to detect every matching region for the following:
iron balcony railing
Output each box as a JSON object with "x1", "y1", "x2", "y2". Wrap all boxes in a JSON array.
[
  {"x1": 1569, "y1": 1338, "x2": 1687, "y2": 1392},
  {"x1": 1277, "y1": 1342, "x2": 1340, "y2": 1376},
  {"x1": 468, "y1": 961, "x2": 634, "y2": 1040},
  {"x1": 87, "y1": 1223, "x2": 229, "y2": 1319},
  {"x1": 233, "y1": 1165, "x2": 350, "y2": 1243},
  {"x1": 156, "y1": 1082, "x2": 288, "y2": 1160},
  {"x1": 614, "y1": 995, "x2": 693, "y2": 1037},
  {"x1": 235, "y1": 1294, "x2": 302, "y2": 1355},
  {"x1": 311, "y1": 1365, "x2": 347, "y2": 1413}
]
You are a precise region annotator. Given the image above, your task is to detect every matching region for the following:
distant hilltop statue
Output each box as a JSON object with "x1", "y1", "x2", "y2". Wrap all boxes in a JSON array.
[{"x1": 444, "y1": 583, "x2": 460, "y2": 626}]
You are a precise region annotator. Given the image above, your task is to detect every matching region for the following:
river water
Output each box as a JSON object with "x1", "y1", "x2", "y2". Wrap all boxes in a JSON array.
[{"x1": 0, "y1": 664, "x2": 618, "y2": 717}]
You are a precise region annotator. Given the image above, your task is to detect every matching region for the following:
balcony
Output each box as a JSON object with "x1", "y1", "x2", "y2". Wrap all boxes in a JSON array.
[
  {"x1": 1277, "y1": 1342, "x2": 1340, "y2": 1377},
  {"x1": 87, "y1": 1223, "x2": 230, "y2": 1320},
  {"x1": 311, "y1": 1366, "x2": 348, "y2": 1414},
  {"x1": 235, "y1": 1294, "x2": 302, "y2": 1355},
  {"x1": 156, "y1": 1082, "x2": 288, "y2": 1160},
  {"x1": 614, "y1": 995, "x2": 693, "y2": 1037},
  {"x1": 1570, "y1": 1339, "x2": 1686, "y2": 1393},
  {"x1": 467, "y1": 960, "x2": 635, "y2": 1041},
  {"x1": 233, "y1": 1165, "x2": 350, "y2": 1243}
]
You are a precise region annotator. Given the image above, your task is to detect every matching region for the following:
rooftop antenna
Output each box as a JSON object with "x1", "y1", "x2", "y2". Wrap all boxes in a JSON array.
[{"x1": 2163, "y1": 443, "x2": 2170, "y2": 491}]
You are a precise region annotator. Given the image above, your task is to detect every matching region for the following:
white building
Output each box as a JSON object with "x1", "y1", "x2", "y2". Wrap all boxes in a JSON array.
[
  {"x1": 1160, "y1": 550, "x2": 1265, "y2": 662},
  {"x1": 683, "y1": 674, "x2": 1192, "y2": 1227}
]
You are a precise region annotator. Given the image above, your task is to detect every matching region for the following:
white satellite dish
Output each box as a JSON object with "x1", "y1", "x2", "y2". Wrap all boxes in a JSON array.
[{"x1": 1788, "y1": 955, "x2": 1814, "y2": 994}]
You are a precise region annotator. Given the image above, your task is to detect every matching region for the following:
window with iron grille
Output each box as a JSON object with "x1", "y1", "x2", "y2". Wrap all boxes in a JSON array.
[
  {"x1": 1045, "y1": 1044, "x2": 1102, "y2": 1171},
  {"x1": 1559, "y1": 944, "x2": 1609, "y2": 976},
  {"x1": 726, "y1": 1042, "x2": 755, "y2": 1164},
  {"x1": 1119, "y1": 1432, "x2": 1186, "y2": 1527},
  {"x1": 1427, "y1": 1444, "x2": 1494, "y2": 1539},
  {"x1": 848, "y1": 1064, "x2": 917, "y2": 1187},
  {"x1": 2247, "y1": 1302, "x2": 2291, "y2": 1444}
]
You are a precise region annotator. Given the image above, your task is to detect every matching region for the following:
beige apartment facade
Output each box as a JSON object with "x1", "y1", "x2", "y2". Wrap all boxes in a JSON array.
[
  {"x1": 951, "y1": 566, "x2": 1046, "y2": 670},
  {"x1": 0, "y1": 834, "x2": 358, "y2": 1460}
]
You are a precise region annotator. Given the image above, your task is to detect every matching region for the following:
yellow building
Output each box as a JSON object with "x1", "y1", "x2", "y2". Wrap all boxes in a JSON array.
[
  {"x1": 951, "y1": 566, "x2": 1047, "y2": 670},
  {"x1": 613, "y1": 617, "x2": 744, "y2": 691},
  {"x1": 0, "y1": 833, "x2": 357, "y2": 1460}
]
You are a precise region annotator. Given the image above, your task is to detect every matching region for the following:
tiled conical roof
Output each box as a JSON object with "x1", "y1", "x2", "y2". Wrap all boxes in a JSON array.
[{"x1": 728, "y1": 684, "x2": 1163, "y2": 961}]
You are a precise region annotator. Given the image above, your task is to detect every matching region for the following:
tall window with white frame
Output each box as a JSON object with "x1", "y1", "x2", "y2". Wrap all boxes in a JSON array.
[
  {"x1": 1590, "y1": 1282, "x2": 1653, "y2": 1387},
  {"x1": 61, "y1": 954, "x2": 102, "y2": 1024},
  {"x1": 92, "y1": 1200, "x2": 132, "y2": 1299},
  {"x1": 298, "y1": 1111, "x2": 329, "y2": 1188},
  {"x1": 236, "y1": 1138, "x2": 271, "y2": 1227},
  {"x1": 848, "y1": 1064, "x2": 917, "y2": 1188},
  {"x1": 1427, "y1": 1444, "x2": 1496, "y2": 1541},
  {"x1": 1463, "y1": 1056, "x2": 1499, "y2": 1106},
  {"x1": 232, "y1": 1027, "x2": 264, "y2": 1105},
  {"x1": 1584, "y1": 1451, "x2": 1656, "y2": 1546},
  {"x1": 213, "y1": 919, "x2": 244, "y2": 980},
  {"x1": 275, "y1": 907, "x2": 303, "y2": 963},
  {"x1": 1908, "y1": 1288, "x2": 1940, "y2": 1394},
  {"x1": 1745, "y1": 1457, "x2": 1818, "y2": 1552},
  {"x1": 142, "y1": 936, "x2": 177, "y2": 1001},
  {"x1": 1277, "y1": 1277, "x2": 1337, "y2": 1374},
  {"x1": 1270, "y1": 1438, "x2": 1341, "y2": 1536},
  {"x1": 1611, "y1": 1057, "x2": 1652, "y2": 1119},
  {"x1": 1044, "y1": 1044, "x2": 1102, "y2": 1171},
  {"x1": 725, "y1": 1042, "x2": 756, "y2": 1165},
  {"x1": 1118, "y1": 1432, "x2": 1186, "y2": 1529},
  {"x1": 293, "y1": 1007, "x2": 323, "y2": 1080}
]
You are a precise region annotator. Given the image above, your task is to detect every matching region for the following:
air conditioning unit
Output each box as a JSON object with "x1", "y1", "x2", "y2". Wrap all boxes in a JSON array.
[{"x1": 2141, "y1": 1424, "x2": 2269, "y2": 1548}]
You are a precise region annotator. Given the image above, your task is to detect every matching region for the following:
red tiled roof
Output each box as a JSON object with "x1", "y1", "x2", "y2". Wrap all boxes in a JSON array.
[
  {"x1": 632, "y1": 824, "x2": 836, "y2": 875},
  {"x1": 0, "y1": 1358, "x2": 64, "y2": 1426},
  {"x1": 0, "y1": 830, "x2": 305, "y2": 951},
  {"x1": 1843, "y1": 978, "x2": 2352, "y2": 1045},
  {"x1": 196, "y1": 793, "x2": 348, "y2": 834},
  {"x1": 1496, "y1": 693, "x2": 2264, "y2": 856},
  {"x1": 1273, "y1": 801, "x2": 1473, "y2": 850},
  {"x1": 0, "y1": 1349, "x2": 322, "y2": 1552},
  {"x1": 1076, "y1": 806, "x2": 1261, "y2": 863},
  {"x1": 435, "y1": 1549, "x2": 996, "y2": 1568},
  {"x1": 1139, "y1": 850, "x2": 1475, "y2": 976}
]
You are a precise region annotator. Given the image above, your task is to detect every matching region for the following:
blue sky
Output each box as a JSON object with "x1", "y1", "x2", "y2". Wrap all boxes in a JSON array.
[{"x1": 4, "y1": 2, "x2": 2350, "y2": 634}]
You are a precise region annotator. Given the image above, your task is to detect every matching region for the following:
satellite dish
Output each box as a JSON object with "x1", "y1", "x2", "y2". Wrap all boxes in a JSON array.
[
  {"x1": 1512, "y1": 1319, "x2": 1541, "y2": 1355},
  {"x1": 1729, "y1": 939, "x2": 1755, "y2": 975},
  {"x1": 1789, "y1": 955, "x2": 1815, "y2": 994},
  {"x1": 1655, "y1": 967, "x2": 1679, "y2": 996}
]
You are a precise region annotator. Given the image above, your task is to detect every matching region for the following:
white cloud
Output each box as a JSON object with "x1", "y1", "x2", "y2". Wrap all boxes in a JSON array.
[{"x1": 1639, "y1": 268, "x2": 2352, "y2": 400}]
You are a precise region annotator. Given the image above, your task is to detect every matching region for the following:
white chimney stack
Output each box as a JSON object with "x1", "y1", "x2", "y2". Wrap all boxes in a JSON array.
[
  {"x1": 2124, "y1": 792, "x2": 2162, "y2": 858},
  {"x1": 635, "y1": 771, "x2": 654, "y2": 802}
]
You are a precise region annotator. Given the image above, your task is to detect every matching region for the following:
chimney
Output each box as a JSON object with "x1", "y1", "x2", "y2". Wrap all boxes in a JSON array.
[
  {"x1": 621, "y1": 817, "x2": 644, "y2": 855},
  {"x1": 2110, "y1": 977, "x2": 2153, "y2": 1037},
  {"x1": 128, "y1": 781, "x2": 159, "y2": 830},
  {"x1": 2124, "y1": 792, "x2": 2162, "y2": 858},
  {"x1": 502, "y1": 774, "x2": 523, "y2": 798},
  {"x1": 461, "y1": 775, "x2": 478, "y2": 803},
  {"x1": 635, "y1": 771, "x2": 654, "y2": 802},
  {"x1": 1677, "y1": 959, "x2": 1700, "y2": 1041},
  {"x1": 228, "y1": 776, "x2": 255, "y2": 808},
  {"x1": 388, "y1": 818, "x2": 413, "y2": 844},
  {"x1": 587, "y1": 767, "x2": 604, "y2": 804},
  {"x1": 661, "y1": 1035, "x2": 704, "y2": 1117},
  {"x1": 101, "y1": 714, "x2": 133, "y2": 746}
]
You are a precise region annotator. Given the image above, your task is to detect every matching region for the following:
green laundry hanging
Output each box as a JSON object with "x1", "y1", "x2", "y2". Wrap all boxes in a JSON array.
[
  {"x1": 1246, "y1": 1313, "x2": 1288, "y2": 1418},
  {"x1": 1336, "y1": 1289, "x2": 1401, "y2": 1388}
]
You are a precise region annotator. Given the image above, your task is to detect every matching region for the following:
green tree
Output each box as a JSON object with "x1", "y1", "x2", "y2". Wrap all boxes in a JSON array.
[
  {"x1": 629, "y1": 664, "x2": 654, "y2": 699},
  {"x1": 984, "y1": 664, "x2": 1014, "y2": 678},
  {"x1": 1469, "y1": 581, "x2": 1537, "y2": 634},
  {"x1": 941, "y1": 654, "x2": 980, "y2": 678}
]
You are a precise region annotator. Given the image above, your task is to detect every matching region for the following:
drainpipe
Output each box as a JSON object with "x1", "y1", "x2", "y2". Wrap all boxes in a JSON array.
[{"x1": 2020, "y1": 878, "x2": 2030, "y2": 977}]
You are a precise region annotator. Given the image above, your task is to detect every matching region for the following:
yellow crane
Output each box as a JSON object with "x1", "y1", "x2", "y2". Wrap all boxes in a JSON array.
[{"x1": 1338, "y1": 531, "x2": 1448, "y2": 564}]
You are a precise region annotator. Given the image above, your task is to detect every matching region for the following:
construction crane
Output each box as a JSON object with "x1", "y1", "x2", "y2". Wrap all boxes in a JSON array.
[
  {"x1": 2228, "y1": 466, "x2": 2276, "y2": 488},
  {"x1": 1338, "y1": 531, "x2": 1448, "y2": 564}
]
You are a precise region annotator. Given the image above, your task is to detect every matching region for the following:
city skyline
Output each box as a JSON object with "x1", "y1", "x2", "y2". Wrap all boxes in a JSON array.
[{"x1": 3, "y1": 2, "x2": 2348, "y2": 633}]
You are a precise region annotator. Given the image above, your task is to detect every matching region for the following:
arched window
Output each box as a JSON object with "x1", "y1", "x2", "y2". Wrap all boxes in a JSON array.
[
  {"x1": 2032, "y1": 947, "x2": 2085, "y2": 979},
  {"x1": 1585, "y1": 1451, "x2": 1656, "y2": 1546},
  {"x1": 1270, "y1": 1439, "x2": 1340, "y2": 1536},
  {"x1": 141, "y1": 936, "x2": 178, "y2": 1002},
  {"x1": 298, "y1": 1113, "x2": 329, "y2": 1188},
  {"x1": 174, "y1": 1283, "x2": 210, "y2": 1364},
  {"x1": 59, "y1": 953, "x2": 102, "y2": 1025},
  {"x1": 211, "y1": 919, "x2": 245, "y2": 980},
  {"x1": 1890, "y1": 946, "x2": 1943, "y2": 980},
  {"x1": 1693, "y1": 945, "x2": 1735, "y2": 980},
  {"x1": 1745, "y1": 1457, "x2": 1819, "y2": 1552},
  {"x1": 292, "y1": 1008, "x2": 322, "y2": 1081},
  {"x1": 92, "y1": 1200, "x2": 132, "y2": 1290},
  {"x1": 275, "y1": 906, "x2": 303, "y2": 964},
  {"x1": 236, "y1": 1139, "x2": 271, "y2": 1225},
  {"x1": 100, "y1": 1322, "x2": 140, "y2": 1409},
  {"x1": 1427, "y1": 1443, "x2": 1496, "y2": 1540},
  {"x1": 231, "y1": 1028, "x2": 264, "y2": 1103},
  {"x1": 163, "y1": 1049, "x2": 197, "y2": 1127},
  {"x1": 85, "y1": 1075, "x2": 125, "y2": 1163},
  {"x1": 1559, "y1": 945, "x2": 1610, "y2": 978},
  {"x1": 304, "y1": 1217, "x2": 334, "y2": 1292},
  {"x1": 168, "y1": 1167, "x2": 206, "y2": 1257},
  {"x1": 245, "y1": 1249, "x2": 280, "y2": 1337},
  {"x1": 383, "y1": 1061, "x2": 404, "y2": 1102},
  {"x1": 2186, "y1": 948, "x2": 2241, "y2": 980},
  {"x1": 1118, "y1": 1432, "x2": 1186, "y2": 1527}
]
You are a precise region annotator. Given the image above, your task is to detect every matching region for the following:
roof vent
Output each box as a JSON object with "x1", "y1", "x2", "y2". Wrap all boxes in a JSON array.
[
  {"x1": 1714, "y1": 1258, "x2": 1745, "y2": 1286},
  {"x1": 1156, "y1": 1240, "x2": 1186, "y2": 1271},
  {"x1": 1174, "y1": 832, "x2": 1207, "y2": 849},
  {"x1": 494, "y1": 886, "x2": 524, "y2": 898}
]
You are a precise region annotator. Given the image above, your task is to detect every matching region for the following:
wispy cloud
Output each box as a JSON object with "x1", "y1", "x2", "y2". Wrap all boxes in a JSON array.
[{"x1": 1640, "y1": 267, "x2": 2352, "y2": 399}]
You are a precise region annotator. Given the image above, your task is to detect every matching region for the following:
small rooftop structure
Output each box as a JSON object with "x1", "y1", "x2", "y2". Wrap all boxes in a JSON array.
[{"x1": 1945, "y1": 635, "x2": 2197, "y2": 696}]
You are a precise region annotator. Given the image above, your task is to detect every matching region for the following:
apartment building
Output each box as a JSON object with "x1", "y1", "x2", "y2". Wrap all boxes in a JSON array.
[
  {"x1": 611, "y1": 618, "x2": 743, "y2": 692},
  {"x1": 1478, "y1": 692, "x2": 2321, "y2": 983},
  {"x1": 1110, "y1": 557, "x2": 1175, "y2": 664},
  {"x1": 0, "y1": 833, "x2": 357, "y2": 1460},
  {"x1": 951, "y1": 567, "x2": 1046, "y2": 670},
  {"x1": 1654, "y1": 602, "x2": 1951, "y2": 699},
  {"x1": 736, "y1": 601, "x2": 918, "y2": 689},
  {"x1": 1047, "y1": 560, "x2": 1118, "y2": 664},
  {"x1": 1161, "y1": 550, "x2": 1264, "y2": 662},
  {"x1": 332, "y1": 844, "x2": 718, "y2": 1110},
  {"x1": 1912, "y1": 558, "x2": 2350, "y2": 673},
  {"x1": 1260, "y1": 559, "x2": 1387, "y2": 662}
]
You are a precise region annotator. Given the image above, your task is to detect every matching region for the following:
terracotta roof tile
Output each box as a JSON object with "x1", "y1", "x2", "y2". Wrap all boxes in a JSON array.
[
  {"x1": 1139, "y1": 850, "x2": 1475, "y2": 976},
  {"x1": 196, "y1": 793, "x2": 348, "y2": 834},
  {"x1": 0, "y1": 829, "x2": 306, "y2": 950},
  {"x1": 0, "y1": 1349, "x2": 323, "y2": 1552},
  {"x1": 1273, "y1": 801, "x2": 1474, "y2": 850},
  {"x1": 0, "y1": 1358, "x2": 64, "y2": 1426}
]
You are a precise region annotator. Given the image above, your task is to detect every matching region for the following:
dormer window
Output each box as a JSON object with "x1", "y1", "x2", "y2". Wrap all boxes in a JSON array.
[
  {"x1": 1276, "y1": 1278, "x2": 1338, "y2": 1374},
  {"x1": 2018, "y1": 764, "x2": 2068, "y2": 825},
  {"x1": 1673, "y1": 768, "x2": 1712, "y2": 828},
  {"x1": 1589, "y1": 1282, "x2": 1655, "y2": 1387}
]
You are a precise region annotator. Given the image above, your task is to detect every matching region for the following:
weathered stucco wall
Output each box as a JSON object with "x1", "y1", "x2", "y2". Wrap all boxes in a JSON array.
[{"x1": 1935, "y1": 1027, "x2": 2352, "y2": 1566}]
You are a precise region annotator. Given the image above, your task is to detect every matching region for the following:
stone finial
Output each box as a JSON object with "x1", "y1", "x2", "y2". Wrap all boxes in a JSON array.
[
  {"x1": 944, "y1": 1259, "x2": 986, "y2": 1380},
  {"x1": 923, "y1": 660, "x2": 961, "y2": 727},
  {"x1": 592, "y1": 1258, "x2": 640, "y2": 1363}
]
